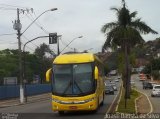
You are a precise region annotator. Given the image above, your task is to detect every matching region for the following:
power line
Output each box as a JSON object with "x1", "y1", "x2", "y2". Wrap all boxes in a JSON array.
[
  {"x1": 0, "y1": 8, "x2": 17, "y2": 11},
  {"x1": 0, "y1": 33, "x2": 16, "y2": 36},
  {"x1": 21, "y1": 42, "x2": 35, "y2": 52},
  {"x1": 22, "y1": 35, "x2": 55, "y2": 54},
  {"x1": 0, "y1": 4, "x2": 31, "y2": 9},
  {"x1": 59, "y1": 38, "x2": 75, "y2": 50},
  {"x1": 24, "y1": 12, "x2": 49, "y2": 34},
  {"x1": 32, "y1": 11, "x2": 50, "y2": 34},
  {"x1": 0, "y1": 38, "x2": 17, "y2": 44},
  {"x1": 22, "y1": 35, "x2": 39, "y2": 48}
]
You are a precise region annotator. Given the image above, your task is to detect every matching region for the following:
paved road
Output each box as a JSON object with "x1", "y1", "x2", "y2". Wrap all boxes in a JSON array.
[
  {"x1": 0, "y1": 77, "x2": 121, "y2": 119},
  {"x1": 133, "y1": 74, "x2": 160, "y2": 113}
]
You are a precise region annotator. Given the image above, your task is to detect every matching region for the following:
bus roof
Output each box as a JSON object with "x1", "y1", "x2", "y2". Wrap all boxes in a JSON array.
[{"x1": 53, "y1": 53, "x2": 95, "y2": 64}]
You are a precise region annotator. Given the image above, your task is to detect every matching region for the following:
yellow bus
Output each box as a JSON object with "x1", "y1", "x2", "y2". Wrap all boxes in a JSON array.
[{"x1": 46, "y1": 53, "x2": 105, "y2": 114}]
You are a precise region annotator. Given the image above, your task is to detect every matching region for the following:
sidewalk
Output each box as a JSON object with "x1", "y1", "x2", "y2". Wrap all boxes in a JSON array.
[
  {"x1": 0, "y1": 93, "x2": 51, "y2": 108},
  {"x1": 135, "y1": 93, "x2": 151, "y2": 114},
  {"x1": 134, "y1": 88, "x2": 152, "y2": 114}
]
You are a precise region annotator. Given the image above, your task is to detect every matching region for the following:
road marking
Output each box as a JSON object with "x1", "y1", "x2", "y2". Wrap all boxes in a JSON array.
[
  {"x1": 115, "y1": 81, "x2": 123, "y2": 112},
  {"x1": 135, "y1": 95, "x2": 142, "y2": 114},
  {"x1": 134, "y1": 88, "x2": 153, "y2": 114},
  {"x1": 106, "y1": 80, "x2": 122, "y2": 113}
]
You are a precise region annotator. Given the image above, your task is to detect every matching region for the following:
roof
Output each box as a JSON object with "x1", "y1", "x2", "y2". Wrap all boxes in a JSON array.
[{"x1": 53, "y1": 53, "x2": 95, "y2": 64}]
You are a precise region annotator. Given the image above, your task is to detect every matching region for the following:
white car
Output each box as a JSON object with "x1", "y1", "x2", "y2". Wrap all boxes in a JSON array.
[
  {"x1": 115, "y1": 78, "x2": 119, "y2": 82},
  {"x1": 150, "y1": 82, "x2": 157, "y2": 87},
  {"x1": 110, "y1": 83, "x2": 117, "y2": 91},
  {"x1": 130, "y1": 80, "x2": 135, "y2": 87},
  {"x1": 151, "y1": 85, "x2": 160, "y2": 97}
]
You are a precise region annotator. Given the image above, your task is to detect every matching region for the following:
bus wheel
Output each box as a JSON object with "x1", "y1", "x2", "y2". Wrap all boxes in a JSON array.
[{"x1": 58, "y1": 111, "x2": 64, "y2": 115}]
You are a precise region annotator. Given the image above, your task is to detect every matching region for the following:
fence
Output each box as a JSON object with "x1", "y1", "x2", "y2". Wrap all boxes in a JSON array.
[{"x1": 0, "y1": 84, "x2": 51, "y2": 100}]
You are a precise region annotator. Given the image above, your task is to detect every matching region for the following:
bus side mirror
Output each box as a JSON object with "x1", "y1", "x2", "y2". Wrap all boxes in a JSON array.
[
  {"x1": 46, "y1": 68, "x2": 52, "y2": 82},
  {"x1": 94, "y1": 66, "x2": 99, "y2": 80}
]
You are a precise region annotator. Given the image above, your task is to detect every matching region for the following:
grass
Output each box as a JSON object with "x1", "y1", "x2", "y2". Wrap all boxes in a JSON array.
[{"x1": 117, "y1": 88, "x2": 140, "y2": 113}]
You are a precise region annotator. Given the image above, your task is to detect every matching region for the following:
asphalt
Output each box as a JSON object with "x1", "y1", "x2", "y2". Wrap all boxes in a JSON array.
[{"x1": 133, "y1": 74, "x2": 160, "y2": 113}]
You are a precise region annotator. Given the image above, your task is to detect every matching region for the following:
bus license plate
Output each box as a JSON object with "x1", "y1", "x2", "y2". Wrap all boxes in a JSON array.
[{"x1": 69, "y1": 106, "x2": 77, "y2": 110}]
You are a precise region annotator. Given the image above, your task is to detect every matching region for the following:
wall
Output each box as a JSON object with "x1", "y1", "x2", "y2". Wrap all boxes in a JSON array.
[{"x1": 0, "y1": 84, "x2": 51, "y2": 100}]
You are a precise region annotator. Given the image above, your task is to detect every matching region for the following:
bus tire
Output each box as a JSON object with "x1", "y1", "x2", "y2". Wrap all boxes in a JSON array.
[{"x1": 58, "y1": 111, "x2": 64, "y2": 115}]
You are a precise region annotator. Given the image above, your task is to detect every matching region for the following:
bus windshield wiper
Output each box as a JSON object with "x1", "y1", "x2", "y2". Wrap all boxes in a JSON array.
[
  {"x1": 74, "y1": 81, "x2": 83, "y2": 93},
  {"x1": 62, "y1": 80, "x2": 72, "y2": 95}
]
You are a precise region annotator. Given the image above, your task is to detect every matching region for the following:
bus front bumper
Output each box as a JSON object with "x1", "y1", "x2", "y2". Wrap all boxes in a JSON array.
[{"x1": 52, "y1": 100, "x2": 97, "y2": 111}]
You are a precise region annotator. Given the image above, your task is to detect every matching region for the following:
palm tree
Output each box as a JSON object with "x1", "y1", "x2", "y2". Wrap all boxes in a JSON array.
[{"x1": 101, "y1": 0, "x2": 158, "y2": 100}]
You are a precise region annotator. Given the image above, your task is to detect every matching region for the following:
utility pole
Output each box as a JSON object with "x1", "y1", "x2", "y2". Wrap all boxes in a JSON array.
[
  {"x1": 13, "y1": 8, "x2": 24, "y2": 103},
  {"x1": 13, "y1": 8, "x2": 57, "y2": 103},
  {"x1": 57, "y1": 35, "x2": 61, "y2": 55}
]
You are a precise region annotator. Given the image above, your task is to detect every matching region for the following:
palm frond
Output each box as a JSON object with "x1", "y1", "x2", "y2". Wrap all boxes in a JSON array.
[
  {"x1": 131, "y1": 21, "x2": 158, "y2": 34},
  {"x1": 101, "y1": 22, "x2": 118, "y2": 33},
  {"x1": 130, "y1": 11, "x2": 137, "y2": 18},
  {"x1": 110, "y1": 7, "x2": 120, "y2": 12}
]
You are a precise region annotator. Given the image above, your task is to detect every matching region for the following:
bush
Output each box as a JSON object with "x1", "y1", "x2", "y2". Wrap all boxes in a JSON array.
[{"x1": 152, "y1": 70, "x2": 160, "y2": 80}]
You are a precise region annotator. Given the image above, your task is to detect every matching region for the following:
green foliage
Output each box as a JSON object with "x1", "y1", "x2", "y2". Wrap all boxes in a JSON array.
[
  {"x1": 0, "y1": 44, "x2": 54, "y2": 85},
  {"x1": 152, "y1": 70, "x2": 160, "y2": 80},
  {"x1": 143, "y1": 58, "x2": 160, "y2": 80},
  {"x1": 117, "y1": 88, "x2": 140, "y2": 113},
  {"x1": 104, "y1": 52, "x2": 118, "y2": 71},
  {"x1": 0, "y1": 52, "x2": 19, "y2": 84}
]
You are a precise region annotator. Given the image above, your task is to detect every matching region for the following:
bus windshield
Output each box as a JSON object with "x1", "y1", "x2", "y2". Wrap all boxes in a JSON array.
[{"x1": 52, "y1": 63, "x2": 94, "y2": 96}]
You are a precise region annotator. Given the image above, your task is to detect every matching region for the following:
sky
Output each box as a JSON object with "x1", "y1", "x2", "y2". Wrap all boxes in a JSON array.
[{"x1": 0, "y1": 0, "x2": 160, "y2": 54}]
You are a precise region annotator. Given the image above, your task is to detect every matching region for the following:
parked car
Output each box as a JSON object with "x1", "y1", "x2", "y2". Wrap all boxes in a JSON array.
[
  {"x1": 105, "y1": 85, "x2": 114, "y2": 94},
  {"x1": 143, "y1": 81, "x2": 153, "y2": 89},
  {"x1": 151, "y1": 85, "x2": 160, "y2": 97}
]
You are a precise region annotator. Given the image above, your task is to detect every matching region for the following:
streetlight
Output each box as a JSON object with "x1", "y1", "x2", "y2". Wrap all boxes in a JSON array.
[
  {"x1": 21, "y1": 8, "x2": 58, "y2": 36},
  {"x1": 13, "y1": 8, "x2": 57, "y2": 103},
  {"x1": 22, "y1": 36, "x2": 49, "y2": 102},
  {"x1": 60, "y1": 36, "x2": 83, "y2": 54}
]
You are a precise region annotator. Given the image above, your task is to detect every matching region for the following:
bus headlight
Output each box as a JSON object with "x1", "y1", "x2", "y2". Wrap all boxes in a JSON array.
[
  {"x1": 84, "y1": 97, "x2": 95, "y2": 103},
  {"x1": 52, "y1": 97, "x2": 96, "y2": 104},
  {"x1": 52, "y1": 98, "x2": 71, "y2": 104},
  {"x1": 52, "y1": 98, "x2": 61, "y2": 103}
]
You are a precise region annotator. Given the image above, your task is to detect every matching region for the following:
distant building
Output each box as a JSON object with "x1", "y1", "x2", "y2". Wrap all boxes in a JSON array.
[{"x1": 3, "y1": 77, "x2": 17, "y2": 85}]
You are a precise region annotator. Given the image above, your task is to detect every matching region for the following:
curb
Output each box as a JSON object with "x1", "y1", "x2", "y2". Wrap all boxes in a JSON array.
[
  {"x1": 135, "y1": 94, "x2": 142, "y2": 114},
  {"x1": 106, "y1": 80, "x2": 122, "y2": 113},
  {"x1": 134, "y1": 88, "x2": 153, "y2": 114},
  {"x1": 115, "y1": 80, "x2": 123, "y2": 112}
]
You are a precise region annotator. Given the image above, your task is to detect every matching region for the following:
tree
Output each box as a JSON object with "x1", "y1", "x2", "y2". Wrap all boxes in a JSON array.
[
  {"x1": 34, "y1": 43, "x2": 54, "y2": 83},
  {"x1": 101, "y1": 0, "x2": 158, "y2": 100}
]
